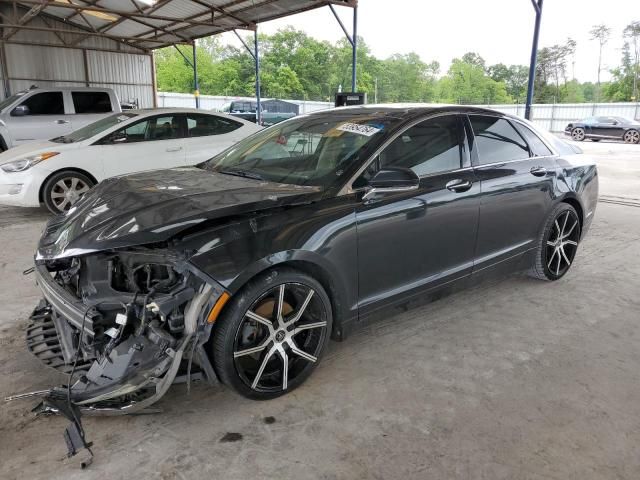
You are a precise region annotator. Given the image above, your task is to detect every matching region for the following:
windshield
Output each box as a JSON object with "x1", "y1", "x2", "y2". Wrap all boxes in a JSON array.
[
  {"x1": 51, "y1": 112, "x2": 137, "y2": 143},
  {"x1": 202, "y1": 112, "x2": 398, "y2": 189},
  {"x1": 0, "y1": 91, "x2": 28, "y2": 112}
]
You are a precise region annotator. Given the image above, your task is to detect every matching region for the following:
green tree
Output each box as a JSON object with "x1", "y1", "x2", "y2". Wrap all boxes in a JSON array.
[
  {"x1": 438, "y1": 56, "x2": 510, "y2": 104},
  {"x1": 623, "y1": 21, "x2": 640, "y2": 100},
  {"x1": 488, "y1": 63, "x2": 529, "y2": 101},
  {"x1": 153, "y1": 27, "x2": 628, "y2": 106},
  {"x1": 590, "y1": 24, "x2": 611, "y2": 99},
  {"x1": 376, "y1": 53, "x2": 439, "y2": 102}
]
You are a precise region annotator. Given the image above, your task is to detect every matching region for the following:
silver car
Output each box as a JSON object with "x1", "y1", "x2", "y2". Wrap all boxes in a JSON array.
[{"x1": 0, "y1": 86, "x2": 121, "y2": 151}]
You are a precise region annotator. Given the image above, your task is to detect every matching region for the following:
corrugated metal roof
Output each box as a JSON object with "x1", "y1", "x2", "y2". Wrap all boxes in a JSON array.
[{"x1": 2, "y1": 0, "x2": 356, "y2": 51}]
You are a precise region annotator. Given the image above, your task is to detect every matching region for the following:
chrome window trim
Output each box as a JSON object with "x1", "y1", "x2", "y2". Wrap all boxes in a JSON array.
[{"x1": 339, "y1": 112, "x2": 467, "y2": 196}]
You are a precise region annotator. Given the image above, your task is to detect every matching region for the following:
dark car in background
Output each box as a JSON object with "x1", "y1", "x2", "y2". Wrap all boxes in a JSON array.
[
  {"x1": 221, "y1": 99, "x2": 296, "y2": 126},
  {"x1": 565, "y1": 116, "x2": 640, "y2": 143},
  {"x1": 23, "y1": 105, "x2": 598, "y2": 417}
]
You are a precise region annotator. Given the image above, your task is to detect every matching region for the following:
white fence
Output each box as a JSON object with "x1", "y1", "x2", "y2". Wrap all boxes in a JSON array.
[
  {"x1": 157, "y1": 92, "x2": 640, "y2": 133},
  {"x1": 156, "y1": 92, "x2": 332, "y2": 114},
  {"x1": 475, "y1": 102, "x2": 640, "y2": 132}
]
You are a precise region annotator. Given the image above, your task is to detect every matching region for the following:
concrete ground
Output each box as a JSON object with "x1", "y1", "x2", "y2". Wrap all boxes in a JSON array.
[{"x1": 0, "y1": 140, "x2": 639, "y2": 479}]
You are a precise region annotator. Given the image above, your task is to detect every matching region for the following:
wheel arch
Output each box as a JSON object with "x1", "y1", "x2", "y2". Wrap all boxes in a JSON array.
[
  {"x1": 559, "y1": 194, "x2": 584, "y2": 231},
  {"x1": 38, "y1": 167, "x2": 99, "y2": 203},
  {"x1": 219, "y1": 252, "x2": 352, "y2": 341}
]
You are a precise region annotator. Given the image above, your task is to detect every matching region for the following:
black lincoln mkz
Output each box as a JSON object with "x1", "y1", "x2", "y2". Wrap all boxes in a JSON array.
[{"x1": 24, "y1": 105, "x2": 598, "y2": 415}]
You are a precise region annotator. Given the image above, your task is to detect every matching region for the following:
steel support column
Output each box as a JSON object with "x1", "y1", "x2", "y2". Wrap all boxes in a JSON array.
[
  {"x1": 254, "y1": 28, "x2": 261, "y2": 125},
  {"x1": 328, "y1": 3, "x2": 358, "y2": 92},
  {"x1": 525, "y1": 0, "x2": 543, "y2": 120},
  {"x1": 192, "y1": 41, "x2": 200, "y2": 109},
  {"x1": 233, "y1": 29, "x2": 260, "y2": 124},
  {"x1": 351, "y1": 5, "x2": 357, "y2": 92}
]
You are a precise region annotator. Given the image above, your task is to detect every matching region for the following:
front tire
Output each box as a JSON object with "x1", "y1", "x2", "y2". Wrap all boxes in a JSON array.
[
  {"x1": 571, "y1": 127, "x2": 585, "y2": 141},
  {"x1": 530, "y1": 203, "x2": 581, "y2": 281},
  {"x1": 42, "y1": 170, "x2": 94, "y2": 214},
  {"x1": 623, "y1": 129, "x2": 640, "y2": 144},
  {"x1": 211, "y1": 268, "x2": 333, "y2": 400}
]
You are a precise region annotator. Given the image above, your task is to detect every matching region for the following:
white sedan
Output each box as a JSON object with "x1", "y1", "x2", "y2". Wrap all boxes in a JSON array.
[{"x1": 0, "y1": 108, "x2": 262, "y2": 213}]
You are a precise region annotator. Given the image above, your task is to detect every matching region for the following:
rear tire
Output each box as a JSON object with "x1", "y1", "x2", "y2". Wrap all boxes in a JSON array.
[
  {"x1": 42, "y1": 170, "x2": 95, "y2": 214},
  {"x1": 530, "y1": 203, "x2": 581, "y2": 281},
  {"x1": 211, "y1": 268, "x2": 332, "y2": 400}
]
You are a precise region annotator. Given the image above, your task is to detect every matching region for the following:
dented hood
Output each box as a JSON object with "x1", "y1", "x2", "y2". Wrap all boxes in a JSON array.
[{"x1": 36, "y1": 167, "x2": 322, "y2": 260}]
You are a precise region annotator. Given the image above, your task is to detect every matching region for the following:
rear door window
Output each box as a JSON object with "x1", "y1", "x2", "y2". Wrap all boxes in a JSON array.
[
  {"x1": 186, "y1": 114, "x2": 242, "y2": 137},
  {"x1": 513, "y1": 122, "x2": 552, "y2": 157},
  {"x1": 469, "y1": 116, "x2": 530, "y2": 165},
  {"x1": 14, "y1": 92, "x2": 64, "y2": 115},
  {"x1": 110, "y1": 115, "x2": 185, "y2": 143},
  {"x1": 72, "y1": 91, "x2": 112, "y2": 114}
]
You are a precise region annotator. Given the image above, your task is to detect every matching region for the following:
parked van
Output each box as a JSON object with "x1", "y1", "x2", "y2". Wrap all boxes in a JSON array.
[{"x1": 0, "y1": 86, "x2": 121, "y2": 151}]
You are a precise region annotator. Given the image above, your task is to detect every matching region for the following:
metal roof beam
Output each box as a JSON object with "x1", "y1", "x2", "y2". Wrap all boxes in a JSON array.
[
  {"x1": 155, "y1": 0, "x2": 284, "y2": 38},
  {"x1": 96, "y1": 0, "x2": 173, "y2": 35},
  {"x1": 187, "y1": 0, "x2": 255, "y2": 29},
  {"x1": 232, "y1": 29, "x2": 255, "y2": 60},
  {"x1": 0, "y1": 0, "x2": 233, "y2": 28},
  {"x1": 0, "y1": 22, "x2": 187, "y2": 44},
  {"x1": 2, "y1": 1, "x2": 46, "y2": 40}
]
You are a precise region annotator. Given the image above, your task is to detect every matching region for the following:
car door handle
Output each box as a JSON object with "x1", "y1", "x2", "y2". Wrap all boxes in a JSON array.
[
  {"x1": 446, "y1": 179, "x2": 473, "y2": 192},
  {"x1": 55, "y1": 119, "x2": 69, "y2": 124},
  {"x1": 166, "y1": 146, "x2": 183, "y2": 152},
  {"x1": 530, "y1": 166, "x2": 547, "y2": 177}
]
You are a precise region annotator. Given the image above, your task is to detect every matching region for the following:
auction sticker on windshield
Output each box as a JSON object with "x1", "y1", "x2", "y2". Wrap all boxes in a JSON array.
[{"x1": 337, "y1": 123, "x2": 382, "y2": 137}]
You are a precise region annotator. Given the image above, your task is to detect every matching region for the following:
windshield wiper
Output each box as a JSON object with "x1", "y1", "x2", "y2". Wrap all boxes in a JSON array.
[{"x1": 217, "y1": 168, "x2": 265, "y2": 181}]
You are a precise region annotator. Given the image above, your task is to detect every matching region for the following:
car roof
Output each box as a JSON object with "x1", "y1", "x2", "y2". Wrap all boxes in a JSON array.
[
  {"x1": 300, "y1": 103, "x2": 511, "y2": 124},
  {"x1": 19, "y1": 86, "x2": 114, "y2": 93},
  {"x1": 122, "y1": 108, "x2": 256, "y2": 125}
]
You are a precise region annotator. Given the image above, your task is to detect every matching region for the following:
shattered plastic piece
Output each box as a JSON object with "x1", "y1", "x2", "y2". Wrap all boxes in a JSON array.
[{"x1": 105, "y1": 327, "x2": 119, "y2": 338}]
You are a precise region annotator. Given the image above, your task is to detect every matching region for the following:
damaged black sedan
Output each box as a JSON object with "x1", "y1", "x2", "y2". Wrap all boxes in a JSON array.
[{"x1": 15, "y1": 106, "x2": 597, "y2": 452}]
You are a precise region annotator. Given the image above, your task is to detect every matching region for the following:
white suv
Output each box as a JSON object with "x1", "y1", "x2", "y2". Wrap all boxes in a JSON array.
[{"x1": 0, "y1": 87, "x2": 121, "y2": 151}]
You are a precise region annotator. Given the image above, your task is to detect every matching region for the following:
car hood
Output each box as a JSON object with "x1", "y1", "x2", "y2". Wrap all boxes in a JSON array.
[
  {"x1": 0, "y1": 139, "x2": 76, "y2": 165},
  {"x1": 36, "y1": 167, "x2": 323, "y2": 260}
]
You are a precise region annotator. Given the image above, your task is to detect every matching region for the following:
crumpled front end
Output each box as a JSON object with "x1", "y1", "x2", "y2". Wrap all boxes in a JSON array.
[{"x1": 24, "y1": 248, "x2": 225, "y2": 414}]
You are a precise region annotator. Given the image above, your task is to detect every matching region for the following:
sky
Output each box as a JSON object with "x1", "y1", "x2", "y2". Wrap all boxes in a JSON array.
[{"x1": 218, "y1": 0, "x2": 635, "y2": 83}]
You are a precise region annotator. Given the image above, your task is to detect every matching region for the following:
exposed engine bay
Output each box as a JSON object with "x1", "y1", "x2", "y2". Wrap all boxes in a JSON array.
[{"x1": 9, "y1": 248, "x2": 225, "y2": 466}]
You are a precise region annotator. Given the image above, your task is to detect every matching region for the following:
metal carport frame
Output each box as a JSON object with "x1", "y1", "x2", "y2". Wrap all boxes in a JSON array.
[{"x1": 0, "y1": 0, "x2": 358, "y2": 120}]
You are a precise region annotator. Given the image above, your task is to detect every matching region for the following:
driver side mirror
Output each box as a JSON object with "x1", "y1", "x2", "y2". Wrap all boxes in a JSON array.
[
  {"x1": 11, "y1": 105, "x2": 29, "y2": 117},
  {"x1": 363, "y1": 167, "x2": 419, "y2": 201}
]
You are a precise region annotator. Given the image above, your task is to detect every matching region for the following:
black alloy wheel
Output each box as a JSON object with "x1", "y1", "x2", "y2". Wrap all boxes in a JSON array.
[
  {"x1": 211, "y1": 269, "x2": 332, "y2": 400},
  {"x1": 530, "y1": 203, "x2": 581, "y2": 281}
]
